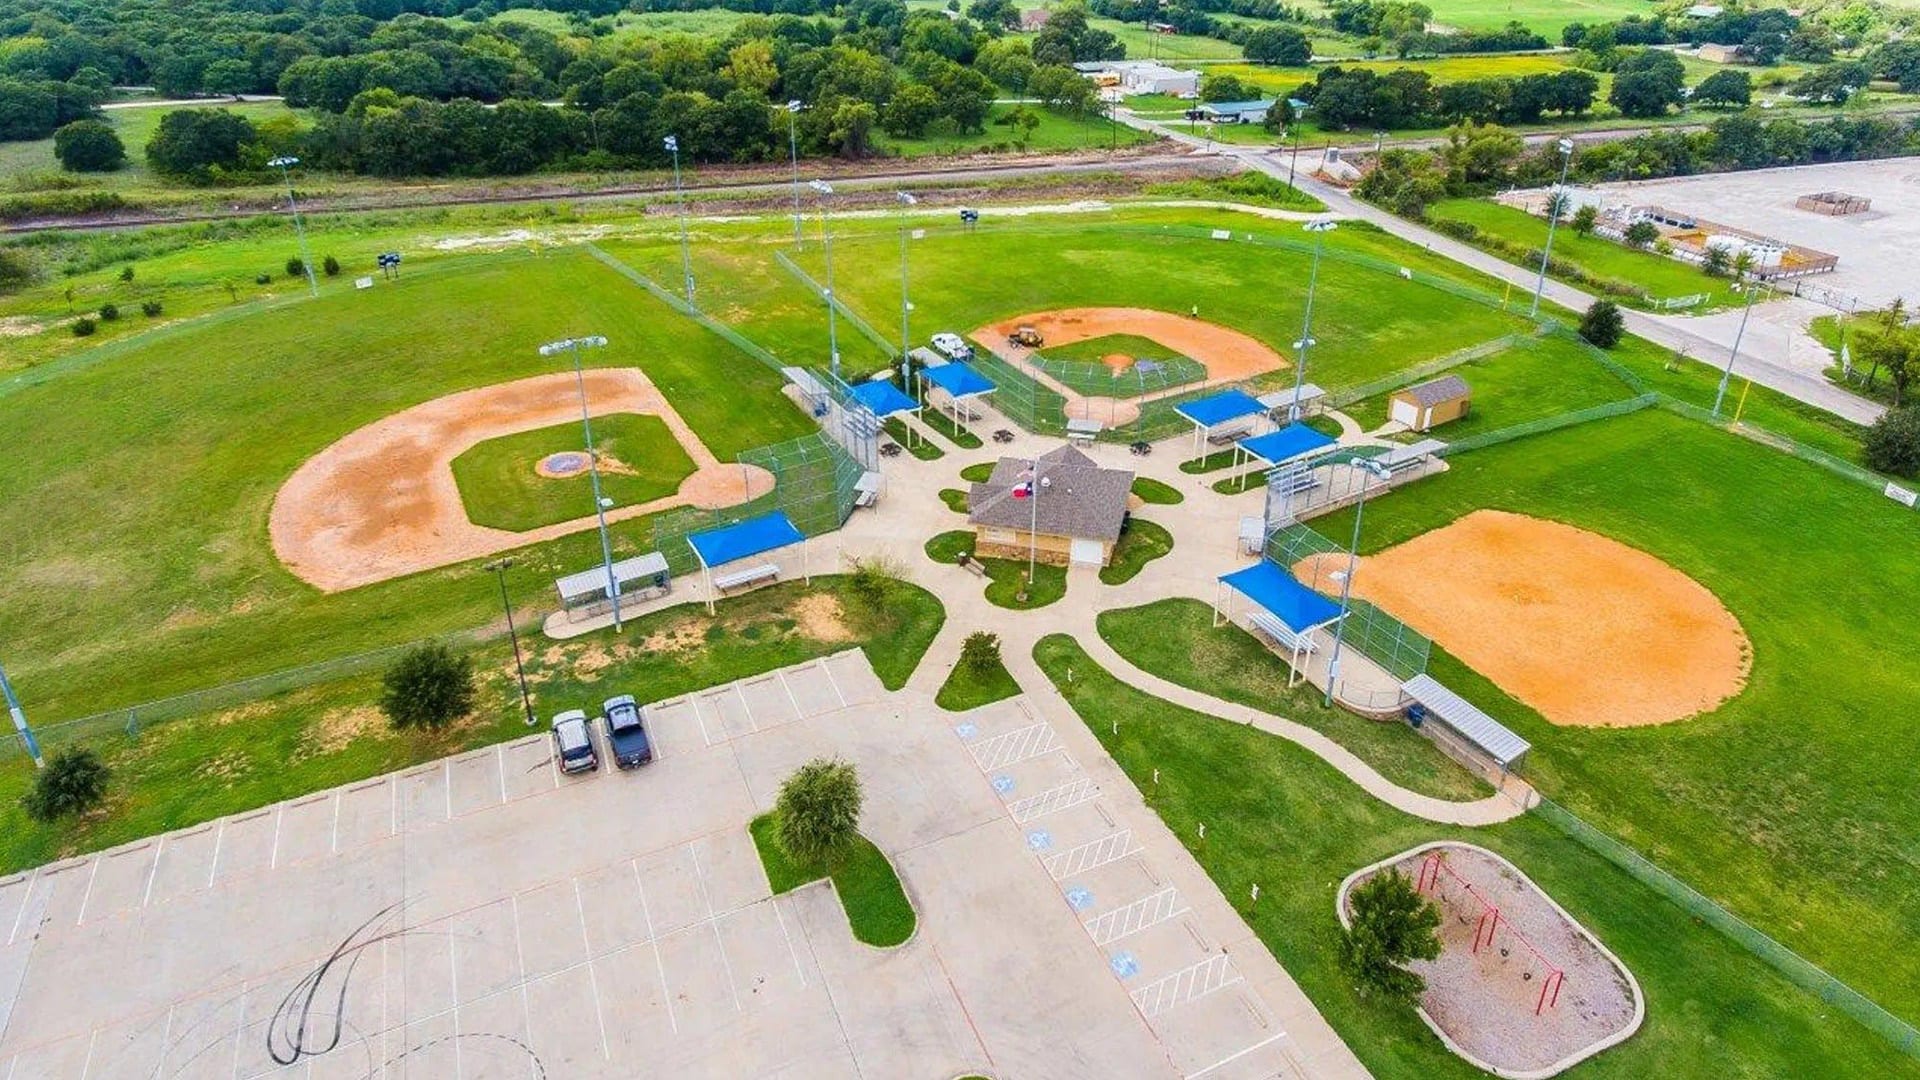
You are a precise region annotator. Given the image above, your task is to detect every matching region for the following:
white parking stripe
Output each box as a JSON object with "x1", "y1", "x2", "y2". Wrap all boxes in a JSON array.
[
  {"x1": 442, "y1": 760, "x2": 453, "y2": 821},
  {"x1": 770, "y1": 894, "x2": 807, "y2": 990},
  {"x1": 775, "y1": 670, "x2": 805, "y2": 719},
  {"x1": 1185, "y1": 1032, "x2": 1288, "y2": 1080},
  {"x1": 228, "y1": 981, "x2": 248, "y2": 1080},
  {"x1": 1083, "y1": 887, "x2": 1187, "y2": 947},
  {"x1": 5, "y1": 869, "x2": 34, "y2": 945},
  {"x1": 450, "y1": 933, "x2": 464, "y2": 1080},
  {"x1": 1006, "y1": 777, "x2": 1100, "y2": 824},
  {"x1": 77, "y1": 1029, "x2": 96, "y2": 1080},
  {"x1": 496, "y1": 744, "x2": 509, "y2": 804},
  {"x1": 207, "y1": 822, "x2": 225, "y2": 888},
  {"x1": 1043, "y1": 831, "x2": 1139, "y2": 881},
  {"x1": 735, "y1": 684, "x2": 758, "y2": 733},
  {"x1": 268, "y1": 806, "x2": 284, "y2": 870},
  {"x1": 969, "y1": 722, "x2": 1059, "y2": 771},
  {"x1": 687, "y1": 695, "x2": 716, "y2": 748},
  {"x1": 74, "y1": 858, "x2": 99, "y2": 926},
  {"x1": 508, "y1": 895, "x2": 538, "y2": 1079},
  {"x1": 817, "y1": 659, "x2": 847, "y2": 707},
  {"x1": 1130, "y1": 953, "x2": 1241, "y2": 1020},
  {"x1": 142, "y1": 840, "x2": 163, "y2": 908},
  {"x1": 688, "y1": 843, "x2": 742, "y2": 1012},
  {"x1": 330, "y1": 792, "x2": 341, "y2": 855},
  {"x1": 574, "y1": 880, "x2": 611, "y2": 1060}
]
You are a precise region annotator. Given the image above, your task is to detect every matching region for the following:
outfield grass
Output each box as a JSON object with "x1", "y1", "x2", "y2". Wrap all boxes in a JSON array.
[
  {"x1": 1427, "y1": 198, "x2": 1738, "y2": 310},
  {"x1": 1316, "y1": 408, "x2": 1920, "y2": 1019},
  {"x1": 1040, "y1": 333, "x2": 1184, "y2": 365},
  {"x1": 933, "y1": 652, "x2": 1021, "y2": 712},
  {"x1": 450, "y1": 414, "x2": 696, "y2": 532},
  {"x1": 1098, "y1": 599, "x2": 1488, "y2": 801},
  {"x1": 749, "y1": 813, "x2": 915, "y2": 947},
  {"x1": 0, "y1": 248, "x2": 816, "y2": 723},
  {"x1": 0, "y1": 576, "x2": 945, "y2": 874},
  {"x1": 925, "y1": 530, "x2": 1068, "y2": 610},
  {"x1": 1342, "y1": 333, "x2": 1641, "y2": 435},
  {"x1": 1131, "y1": 476, "x2": 1184, "y2": 504},
  {"x1": 1033, "y1": 634, "x2": 1919, "y2": 1079},
  {"x1": 1098, "y1": 518, "x2": 1174, "y2": 585}
]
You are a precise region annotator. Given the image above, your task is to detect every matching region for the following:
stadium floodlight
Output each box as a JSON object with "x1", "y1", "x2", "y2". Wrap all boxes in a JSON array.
[
  {"x1": 810, "y1": 180, "x2": 842, "y2": 377},
  {"x1": 482, "y1": 558, "x2": 537, "y2": 726},
  {"x1": 1291, "y1": 218, "x2": 1339, "y2": 420},
  {"x1": 664, "y1": 135, "x2": 694, "y2": 306},
  {"x1": 1324, "y1": 456, "x2": 1393, "y2": 709},
  {"x1": 896, "y1": 191, "x2": 919, "y2": 385},
  {"x1": 786, "y1": 101, "x2": 805, "y2": 248},
  {"x1": 1529, "y1": 138, "x2": 1577, "y2": 319},
  {"x1": 1714, "y1": 278, "x2": 1765, "y2": 417},
  {"x1": 540, "y1": 335, "x2": 624, "y2": 631},
  {"x1": 268, "y1": 155, "x2": 317, "y2": 299}
]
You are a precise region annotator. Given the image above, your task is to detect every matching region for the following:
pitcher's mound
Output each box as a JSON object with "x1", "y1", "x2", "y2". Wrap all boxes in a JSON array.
[{"x1": 1296, "y1": 510, "x2": 1749, "y2": 727}]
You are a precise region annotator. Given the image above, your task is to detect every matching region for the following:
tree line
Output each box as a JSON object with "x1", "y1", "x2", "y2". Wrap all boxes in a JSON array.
[{"x1": 1291, "y1": 65, "x2": 1597, "y2": 130}]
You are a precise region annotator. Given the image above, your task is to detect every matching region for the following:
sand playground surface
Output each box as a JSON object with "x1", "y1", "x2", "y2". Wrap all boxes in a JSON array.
[
  {"x1": 975, "y1": 307, "x2": 1289, "y2": 427},
  {"x1": 1296, "y1": 510, "x2": 1750, "y2": 728},
  {"x1": 270, "y1": 369, "x2": 771, "y2": 592}
]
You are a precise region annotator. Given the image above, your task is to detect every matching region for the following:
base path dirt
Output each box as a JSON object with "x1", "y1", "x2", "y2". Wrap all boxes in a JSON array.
[
  {"x1": 1296, "y1": 510, "x2": 1750, "y2": 728},
  {"x1": 271, "y1": 369, "x2": 770, "y2": 592}
]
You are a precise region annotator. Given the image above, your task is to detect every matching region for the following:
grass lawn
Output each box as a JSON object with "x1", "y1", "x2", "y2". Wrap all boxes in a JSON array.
[
  {"x1": 875, "y1": 101, "x2": 1154, "y2": 158},
  {"x1": 1131, "y1": 476, "x2": 1184, "y2": 504},
  {"x1": 1179, "y1": 448, "x2": 1241, "y2": 473},
  {"x1": 1342, "y1": 333, "x2": 1641, "y2": 435},
  {"x1": 934, "y1": 651, "x2": 1021, "y2": 712},
  {"x1": 925, "y1": 530, "x2": 1067, "y2": 610},
  {"x1": 959, "y1": 462, "x2": 994, "y2": 483},
  {"x1": 1040, "y1": 333, "x2": 1186, "y2": 366},
  {"x1": 1316, "y1": 408, "x2": 1920, "y2": 1018},
  {"x1": 0, "y1": 576, "x2": 945, "y2": 874},
  {"x1": 0, "y1": 247, "x2": 817, "y2": 723},
  {"x1": 1427, "y1": 198, "x2": 1738, "y2": 310},
  {"x1": 1032, "y1": 634, "x2": 1917, "y2": 1079},
  {"x1": 450, "y1": 414, "x2": 696, "y2": 532},
  {"x1": 1213, "y1": 469, "x2": 1268, "y2": 495},
  {"x1": 749, "y1": 813, "x2": 915, "y2": 947},
  {"x1": 0, "y1": 100, "x2": 304, "y2": 200},
  {"x1": 1098, "y1": 599, "x2": 1488, "y2": 801},
  {"x1": 1098, "y1": 518, "x2": 1174, "y2": 585},
  {"x1": 939, "y1": 488, "x2": 968, "y2": 513},
  {"x1": 884, "y1": 417, "x2": 944, "y2": 459},
  {"x1": 922, "y1": 407, "x2": 985, "y2": 448}
]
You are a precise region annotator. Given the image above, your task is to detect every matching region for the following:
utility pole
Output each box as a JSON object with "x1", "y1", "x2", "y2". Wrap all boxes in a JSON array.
[
  {"x1": 268, "y1": 155, "x2": 317, "y2": 298},
  {"x1": 538, "y1": 336, "x2": 622, "y2": 631},
  {"x1": 483, "y1": 558, "x2": 537, "y2": 726},
  {"x1": 664, "y1": 135, "x2": 694, "y2": 307},
  {"x1": 0, "y1": 660, "x2": 41, "y2": 768},
  {"x1": 1529, "y1": 138, "x2": 1575, "y2": 319},
  {"x1": 810, "y1": 179, "x2": 842, "y2": 379},
  {"x1": 1714, "y1": 278, "x2": 1764, "y2": 418}
]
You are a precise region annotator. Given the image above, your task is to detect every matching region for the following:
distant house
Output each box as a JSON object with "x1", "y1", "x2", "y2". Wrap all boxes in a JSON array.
[
  {"x1": 1684, "y1": 4, "x2": 1724, "y2": 16},
  {"x1": 967, "y1": 445, "x2": 1135, "y2": 568},
  {"x1": 1019, "y1": 8, "x2": 1050, "y2": 31},
  {"x1": 1696, "y1": 43, "x2": 1741, "y2": 63},
  {"x1": 1196, "y1": 99, "x2": 1277, "y2": 124},
  {"x1": 1122, "y1": 63, "x2": 1200, "y2": 96},
  {"x1": 1388, "y1": 374, "x2": 1471, "y2": 432},
  {"x1": 1147, "y1": 21, "x2": 1178, "y2": 33}
]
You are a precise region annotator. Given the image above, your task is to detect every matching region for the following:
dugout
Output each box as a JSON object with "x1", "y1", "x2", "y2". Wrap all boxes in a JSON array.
[
  {"x1": 555, "y1": 553, "x2": 671, "y2": 623},
  {"x1": 1175, "y1": 389, "x2": 1268, "y2": 454},
  {"x1": 1213, "y1": 560, "x2": 1344, "y2": 687},
  {"x1": 1402, "y1": 672, "x2": 1531, "y2": 777}
]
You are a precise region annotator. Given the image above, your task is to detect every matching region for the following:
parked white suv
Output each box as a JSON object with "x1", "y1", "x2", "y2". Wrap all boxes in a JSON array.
[{"x1": 930, "y1": 333, "x2": 972, "y2": 360}]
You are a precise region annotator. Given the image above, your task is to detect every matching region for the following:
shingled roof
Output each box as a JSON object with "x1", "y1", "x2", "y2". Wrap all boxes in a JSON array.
[
  {"x1": 1396, "y1": 373, "x2": 1470, "y2": 408},
  {"x1": 967, "y1": 445, "x2": 1134, "y2": 544}
]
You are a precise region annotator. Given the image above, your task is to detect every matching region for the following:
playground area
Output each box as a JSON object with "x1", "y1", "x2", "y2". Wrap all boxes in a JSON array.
[
  {"x1": 1340, "y1": 842, "x2": 1642, "y2": 1077},
  {"x1": 269, "y1": 369, "x2": 772, "y2": 592},
  {"x1": 1295, "y1": 510, "x2": 1750, "y2": 728}
]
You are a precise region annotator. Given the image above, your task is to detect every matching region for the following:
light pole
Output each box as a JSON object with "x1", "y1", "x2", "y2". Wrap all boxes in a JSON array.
[
  {"x1": 1713, "y1": 277, "x2": 1764, "y2": 418},
  {"x1": 268, "y1": 155, "x2": 317, "y2": 298},
  {"x1": 483, "y1": 558, "x2": 537, "y2": 726},
  {"x1": 895, "y1": 190, "x2": 917, "y2": 388},
  {"x1": 664, "y1": 135, "x2": 694, "y2": 307},
  {"x1": 1528, "y1": 138, "x2": 1575, "y2": 319},
  {"x1": 1292, "y1": 218, "x2": 1338, "y2": 420},
  {"x1": 1324, "y1": 457, "x2": 1392, "y2": 709},
  {"x1": 539, "y1": 336, "x2": 623, "y2": 631},
  {"x1": 787, "y1": 101, "x2": 805, "y2": 249},
  {"x1": 1287, "y1": 128, "x2": 1300, "y2": 188},
  {"x1": 0, "y1": 659, "x2": 41, "y2": 769},
  {"x1": 809, "y1": 179, "x2": 842, "y2": 379}
]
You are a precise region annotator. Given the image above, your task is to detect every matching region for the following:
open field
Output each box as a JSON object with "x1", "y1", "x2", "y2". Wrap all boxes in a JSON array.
[
  {"x1": 1342, "y1": 332, "x2": 1642, "y2": 434},
  {"x1": 877, "y1": 101, "x2": 1155, "y2": 158},
  {"x1": 1034, "y1": 635, "x2": 1920, "y2": 1079},
  {"x1": 0, "y1": 99, "x2": 300, "y2": 195},
  {"x1": 1315, "y1": 407, "x2": 1920, "y2": 1020}
]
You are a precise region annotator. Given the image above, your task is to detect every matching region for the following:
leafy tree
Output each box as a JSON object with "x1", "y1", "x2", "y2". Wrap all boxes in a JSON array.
[
  {"x1": 141, "y1": 299, "x2": 163, "y2": 317},
  {"x1": 960, "y1": 631, "x2": 1002, "y2": 675},
  {"x1": 1200, "y1": 72, "x2": 1253, "y2": 103},
  {"x1": 53, "y1": 119, "x2": 125, "y2": 172},
  {"x1": 98, "y1": 302, "x2": 119, "y2": 321},
  {"x1": 1860, "y1": 327, "x2": 1917, "y2": 407},
  {"x1": 1623, "y1": 219, "x2": 1659, "y2": 248},
  {"x1": 1869, "y1": 41, "x2": 1920, "y2": 94},
  {"x1": 22, "y1": 747, "x2": 111, "y2": 823},
  {"x1": 1570, "y1": 203, "x2": 1598, "y2": 237},
  {"x1": 996, "y1": 104, "x2": 1041, "y2": 148},
  {"x1": 1243, "y1": 26, "x2": 1311, "y2": 66},
  {"x1": 71, "y1": 316, "x2": 96, "y2": 336},
  {"x1": 285, "y1": 257, "x2": 305, "y2": 279},
  {"x1": 0, "y1": 249, "x2": 35, "y2": 293},
  {"x1": 1579, "y1": 299, "x2": 1625, "y2": 348},
  {"x1": 966, "y1": 0, "x2": 1021, "y2": 29},
  {"x1": 1608, "y1": 49, "x2": 1685, "y2": 117},
  {"x1": 1692, "y1": 69, "x2": 1751, "y2": 109},
  {"x1": 145, "y1": 108, "x2": 257, "y2": 180},
  {"x1": 1339, "y1": 869, "x2": 1441, "y2": 1005},
  {"x1": 775, "y1": 758, "x2": 863, "y2": 866},
  {"x1": 1863, "y1": 406, "x2": 1920, "y2": 477},
  {"x1": 1701, "y1": 244, "x2": 1731, "y2": 277},
  {"x1": 1791, "y1": 61, "x2": 1873, "y2": 105},
  {"x1": 380, "y1": 643, "x2": 475, "y2": 730}
]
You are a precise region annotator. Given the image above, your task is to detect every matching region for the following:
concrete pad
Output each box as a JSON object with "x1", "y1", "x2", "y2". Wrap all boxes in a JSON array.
[
  {"x1": 717, "y1": 900, "x2": 808, "y2": 1011},
  {"x1": 448, "y1": 898, "x2": 524, "y2": 1005},
  {"x1": 780, "y1": 663, "x2": 843, "y2": 718},
  {"x1": 575, "y1": 861, "x2": 651, "y2": 955},
  {"x1": 396, "y1": 763, "x2": 450, "y2": 831},
  {"x1": 693, "y1": 828, "x2": 771, "y2": 915},
  {"x1": 500, "y1": 735, "x2": 556, "y2": 801},
  {"x1": 454, "y1": 985, "x2": 536, "y2": 1080},
  {"x1": 0, "y1": 872, "x2": 31, "y2": 943},
  {"x1": 822, "y1": 650, "x2": 885, "y2": 704},
  {"x1": 512, "y1": 879, "x2": 589, "y2": 980},
  {"x1": 633, "y1": 846, "x2": 706, "y2": 937},
  {"x1": 4, "y1": 1031, "x2": 96, "y2": 1080},
  {"x1": 208, "y1": 810, "x2": 278, "y2": 886},
  {"x1": 396, "y1": 930, "x2": 457, "y2": 1026},
  {"x1": 654, "y1": 920, "x2": 740, "y2": 1038},
  {"x1": 84, "y1": 1007, "x2": 175, "y2": 1080},
  {"x1": 702, "y1": 685, "x2": 757, "y2": 742},
  {"x1": 332, "y1": 778, "x2": 396, "y2": 852},
  {"x1": 594, "y1": 944, "x2": 675, "y2": 1059},
  {"x1": 448, "y1": 746, "x2": 506, "y2": 818},
  {"x1": 526, "y1": 962, "x2": 613, "y2": 1074},
  {"x1": 643, "y1": 697, "x2": 708, "y2": 758},
  {"x1": 738, "y1": 673, "x2": 801, "y2": 729},
  {"x1": 73, "y1": 841, "x2": 157, "y2": 926},
  {"x1": 272, "y1": 792, "x2": 336, "y2": 869},
  {"x1": 392, "y1": 1011, "x2": 459, "y2": 1080},
  {"x1": 155, "y1": 988, "x2": 249, "y2": 1079},
  {"x1": 1149, "y1": 987, "x2": 1290, "y2": 1080}
]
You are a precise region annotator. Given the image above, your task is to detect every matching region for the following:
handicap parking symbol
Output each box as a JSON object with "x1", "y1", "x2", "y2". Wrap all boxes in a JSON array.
[
  {"x1": 955, "y1": 723, "x2": 978, "y2": 739},
  {"x1": 1110, "y1": 952, "x2": 1140, "y2": 978},
  {"x1": 1026, "y1": 829, "x2": 1052, "y2": 851},
  {"x1": 992, "y1": 774, "x2": 1015, "y2": 794},
  {"x1": 1066, "y1": 886, "x2": 1094, "y2": 911}
]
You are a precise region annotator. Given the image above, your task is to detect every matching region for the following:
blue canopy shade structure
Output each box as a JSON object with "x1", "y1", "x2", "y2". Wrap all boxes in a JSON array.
[
  {"x1": 849, "y1": 379, "x2": 918, "y2": 418},
  {"x1": 1175, "y1": 389, "x2": 1266, "y2": 429},
  {"x1": 1218, "y1": 561, "x2": 1343, "y2": 634},
  {"x1": 688, "y1": 511, "x2": 805, "y2": 569},
  {"x1": 1240, "y1": 422, "x2": 1336, "y2": 468},
  {"x1": 922, "y1": 362, "x2": 995, "y2": 399}
]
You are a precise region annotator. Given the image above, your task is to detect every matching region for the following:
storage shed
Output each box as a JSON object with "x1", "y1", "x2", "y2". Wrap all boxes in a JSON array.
[{"x1": 1388, "y1": 374, "x2": 1471, "y2": 433}]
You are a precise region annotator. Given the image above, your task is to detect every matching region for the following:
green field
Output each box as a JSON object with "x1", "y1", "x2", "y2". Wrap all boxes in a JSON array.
[
  {"x1": 1034, "y1": 634, "x2": 1920, "y2": 1079},
  {"x1": 1415, "y1": 0, "x2": 1648, "y2": 35},
  {"x1": 876, "y1": 102, "x2": 1154, "y2": 158},
  {"x1": 1041, "y1": 333, "x2": 1185, "y2": 365},
  {"x1": 1343, "y1": 333, "x2": 1641, "y2": 434},
  {"x1": 450, "y1": 414, "x2": 696, "y2": 532},
  {"x1": 0, "y1": 99, "x2": 301, "y2": 196}
]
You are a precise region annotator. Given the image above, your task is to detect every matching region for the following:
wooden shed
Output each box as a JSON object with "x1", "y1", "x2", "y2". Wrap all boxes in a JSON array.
[{"x1": 1388, "y1": 374, "x2": 1471, "y2": 433}]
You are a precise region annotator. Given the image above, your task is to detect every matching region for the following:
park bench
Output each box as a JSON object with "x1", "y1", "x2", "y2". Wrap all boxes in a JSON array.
[
  {"x1": 713, "y1": 564, "x2": 779, "y2": 592},
  {"x1": 1248, "y1": 611, "x2": 1317, "y2": 656},
  {"x1": 958, "y1": 555, "x2": 987, "y2": 577},
  {"x1": 1205, "y1": 422, "x2": 1253, "y2": 446}
]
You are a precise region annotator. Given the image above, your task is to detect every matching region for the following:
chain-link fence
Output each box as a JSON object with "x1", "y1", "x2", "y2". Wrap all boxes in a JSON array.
[
  {"x1": 1323, "y1": 334, "x2": 1528, "y2": 411},
  {"x1": 1532, "y1": 796, "x2": 1920, "y2": 1059},
  {"x1": 1029, "y1": 353, "x2": 1209, "y2": 400},
  {"x1": 1263, "y1": 522, "x2": 1432, "y2": 681},
  {"x1": 773, "y1": 249, "x2": 901, "y2": 361},
  {"x1": 649, "y1": 431, "x2": 863, "y2": 577}
]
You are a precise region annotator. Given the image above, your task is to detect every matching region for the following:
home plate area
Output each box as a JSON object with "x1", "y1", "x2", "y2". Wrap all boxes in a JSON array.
[{"x1": 953, "y1": 697, "x2": 1295, "y2": 1079}]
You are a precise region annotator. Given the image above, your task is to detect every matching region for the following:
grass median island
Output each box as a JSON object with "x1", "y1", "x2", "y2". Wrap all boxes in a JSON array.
[
  {"x1": 883, "y1": 417, "x2": 943, "y2": 460},
  {"x1": 1098, "y1": 519, "x2": 1174, "y2": 586},
  {"x1": 939, "y1": 488, "x2": 968, "y2": 513},
  {"x1": 450, "y1": 414, "x2": 696, "y2": 532},
  {"x1": 0, "y1": 576, "x2": 944, "y2": 875},
  {"x1": 749, "y1": 813, "x2": 914, "y2": 947},
  {"x1": 1032, "y1": 634, "x2": 1920, "y2": 1080},
  {"x1": 922, "y1": 407, "x2": 985, "y2": 449},
  {"x1": 934, "y1": 652, "x2": 1020, "y2": 712},
  {"x1": 1130, "y1": 476, "x2": 1184, "y2": 504},
  {"x1": 925, "y1": 529, "x2": 1067, "y2": 610},
  {"x1": 1180, "y1": 448, "x2": 1241, "y2": 474},
  {"x1": 1097, "y1": 599, "x2": 1487, "y2": 801},
  {"x1": 959, "y1": 462, "x2": 994, "y2": 483}
]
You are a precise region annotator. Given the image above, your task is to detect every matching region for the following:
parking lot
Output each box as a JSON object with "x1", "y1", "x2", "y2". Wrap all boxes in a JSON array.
[{"x1": 0, "y1": 650, "x2": 1320, "y2": 1079}]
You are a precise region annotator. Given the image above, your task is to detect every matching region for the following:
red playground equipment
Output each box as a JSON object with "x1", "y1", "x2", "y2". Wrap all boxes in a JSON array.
[{"x1": 1416, "y1": 850, "x2": 1567, "y2": 1015}]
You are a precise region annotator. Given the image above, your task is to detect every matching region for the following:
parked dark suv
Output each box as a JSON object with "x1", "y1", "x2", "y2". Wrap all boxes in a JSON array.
[
  {"x1": 601, "y1": 695, "x2": 654, "y2": 768},
  {"x1": 551, "y1": 710, "x2": 598, "y2": 774}
]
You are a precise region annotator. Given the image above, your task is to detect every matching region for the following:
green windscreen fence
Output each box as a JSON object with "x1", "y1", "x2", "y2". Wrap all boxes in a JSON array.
[{"x1": 1263, "y1": 522, "x2": 1431, "y2": 682}]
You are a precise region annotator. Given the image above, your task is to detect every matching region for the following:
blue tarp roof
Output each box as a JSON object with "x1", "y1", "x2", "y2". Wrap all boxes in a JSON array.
[
  {"x1": 1175, "y1": 389, "x2": 1266, "y2": 428},
  {"x1": 1219, "y1": 561, "x2": 1344, "y2": 634},
  {"x1": 922, "y1": 362, "x2": 996, "y2": 398},
  {"x1": 1240, "y1": 422, "x2": 1337, "y2": 466},
  {"x1": 849, "y1": 379, "x2": 918, "y2": 417},
  {"x1": 688, "y1": 511, "x2": 805, "y2": 569}
]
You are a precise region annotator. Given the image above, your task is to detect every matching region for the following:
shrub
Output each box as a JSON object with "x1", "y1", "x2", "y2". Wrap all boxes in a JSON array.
[
  {"x1": 52, "y1": 119, "x2": 126, "y2": 172},
  {"x1": 22, "y1": 747, "x2": 111, "y2": 823},
  {"x1": 98, "y1": 302, "x2": 119, "y2": 321},
  {"x1": 141, "y1": 300, "x2": 163, "y2": 317},
  {"x1": 1339, "y1": 869, "x2": 1441, "y2": 1005},
  {"x1": 71, "y1": 317, "x2": 96, "y2": 336},
  {"x1": 845, "y1": 556, "x2": 902, "y2": 613},
  {"x1": 285, "y1": 257, "x2": 306, "y2": 279},
  {"x1": 0, "y1": 248, "x2": 35, "y2": 293},
  {"x1": 323, "y1": 255, "x2": 341, "y2": 276},
  {"x1": 775, "y1": 758, "x2": 863, "y2": 867},
  {"x1": 379, "y1": 643, "x2": 475, "y2": 730},
  {"x1": 118, "y1": 265, "x2": 134, "y2": 282},
  {"x1": 960, "y1": 631, "x2": 1002, "y2": 676},
  {"x1": 255, "y1": 273, "x2": 271, "y2": 284},
  {"x1": 1864, "y1": 406, "x2": 1920, "y2": 477},
  {"x1": 1579, "y1": 299, "x2": 1625, "y2": 348},
  {"x1": 1623, "y1": 220, "x2": 1659, "y2": 249}
]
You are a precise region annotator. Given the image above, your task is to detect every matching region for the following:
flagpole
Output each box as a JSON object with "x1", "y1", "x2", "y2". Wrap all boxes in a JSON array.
[{"x1": 1028, "y1": 452, "x2": 1039, "y2": 585}]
